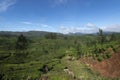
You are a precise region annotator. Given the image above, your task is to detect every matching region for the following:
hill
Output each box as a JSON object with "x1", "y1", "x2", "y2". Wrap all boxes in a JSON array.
[
  {"x1": 0, "y1": 30, "x2": 120, "y2": 80},
  {"x1": 0, "y1": 31, "x2": 62, "y2": 37}
]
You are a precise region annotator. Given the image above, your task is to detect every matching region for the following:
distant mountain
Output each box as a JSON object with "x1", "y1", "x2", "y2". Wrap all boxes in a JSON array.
[
  {"x1": 0, "y1": 31, "x2": 119, "y2": 37},
  {"x1": 67, "y1": 31, "x2": 120, "y2": 36},
  {"x1": 66, "y1": 32, "x2": 86, "y2": 36},
  {"x1": 103, "y1": 31, "x2": 120, "y2": 34},
  {"x1": 0, "y1": 31, "x2": 62, "y2": 37}
]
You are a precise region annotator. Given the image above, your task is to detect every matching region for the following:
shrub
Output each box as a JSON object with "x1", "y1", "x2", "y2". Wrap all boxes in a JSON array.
[
  {"x1": 0, "y1": 73, "x2": 4, "y2": 80},
  {"x1": 112, "y1": 47, "x2": 117, "y2": 53},
  {"x1": 97, "y1": 55, "x2": 104, "y2": 62},
  {"x1": 105, "y1": 52, "x2": 112, "y2": 59},
  {"x1": 103, "y1": 54, "x2": 107, "y2": 59}
]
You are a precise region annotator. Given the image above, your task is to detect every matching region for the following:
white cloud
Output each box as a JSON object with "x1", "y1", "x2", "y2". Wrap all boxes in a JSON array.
[
  {"x1": 0, "y1": 0, "x2": 17, "y2": 12},
  {"x1": 40, "y1": 24, "x2": 48, "y2": 27},
  {"x1": 59, "y1": 23, "x2": 120, "y2": 34},
  {"x1": 87, "y1": 23, "x2": 96, "y2": 27},
  {"x1": 21, "y1": 21, "x2": 50, "y2": 28},
  {"x1": 101, "y1": 24, "x2": 120, "y2": 32},
  {"x1": 59, "y1": 23, "x2": 99, "y2": 34},
  {"x1": 21, "y1": 21, "x2": 33, "y2": 25},
  {"x1": 59, "y1": 26, "x2": 85, "y2": 34}
]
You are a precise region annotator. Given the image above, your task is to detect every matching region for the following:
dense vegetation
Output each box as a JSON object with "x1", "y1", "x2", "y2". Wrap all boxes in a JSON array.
[{"x1": 0, "y1": 30, "x2": 120, "y2": 80}]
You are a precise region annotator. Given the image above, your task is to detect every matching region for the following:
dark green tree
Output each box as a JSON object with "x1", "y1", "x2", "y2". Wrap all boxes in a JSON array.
[
  {"x1": 97, "y1": 29, "x2": 105, "y2": 44},
  {"x1": 110, "y1": 33, "x2": 116, "y2": 41},
  {"x1": 45, "y1": 33, "x2": 57, "y2": 39},
  {"x1": 14, "y1": 34, "x2": 29, "y2": 63},
  {"x1": 15, "y1": 34, "x2": 28, "y2": 50}
]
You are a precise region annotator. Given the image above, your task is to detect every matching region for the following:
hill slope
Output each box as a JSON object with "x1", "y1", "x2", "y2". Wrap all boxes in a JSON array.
[{"x1": 80, "y1": 48, "x2": 120, "y2": 78}]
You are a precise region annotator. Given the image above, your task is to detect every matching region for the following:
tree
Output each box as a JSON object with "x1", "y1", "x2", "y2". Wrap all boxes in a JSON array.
[
  {"x1": 110, "y1": 33, "x2": 116, "y2": 41},
  {"x1": 97, "y1": 29, "x2": 105, "y2": 44},
  {"x1": 14, "y1": 34, "x2": 29, "y2": 63},
  {"x1": 15, "y1": 34, "x2": 28, "y2": 50},
  {"x1": 45, "y1": 33, "x2": 57, "y2": 39}
]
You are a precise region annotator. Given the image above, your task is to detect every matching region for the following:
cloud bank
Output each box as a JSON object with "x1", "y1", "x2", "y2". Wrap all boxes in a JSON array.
[
  {"x1": 59, "y1": 23, "x2": 98, "y2": 34},
  {"x1": 102, "y1": 24, "x2": 120, "y2": 32},
  {"x1": 59, "y1": 23, "x2": 120, "y2": 34}
]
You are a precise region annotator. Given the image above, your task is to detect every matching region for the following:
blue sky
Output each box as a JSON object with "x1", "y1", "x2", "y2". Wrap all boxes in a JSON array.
[{"x1": 0, "y1": 0, "x2": 120, "y2": 33}]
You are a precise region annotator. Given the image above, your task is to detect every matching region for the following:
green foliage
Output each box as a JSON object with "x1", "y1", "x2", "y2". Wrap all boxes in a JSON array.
[
  {"x1": 0, "y1": 52, "x2": 11, "y2": 60},
  {"x1": 97, "y1": 29, "x2": 105, "y2": 44},
  {"x1": 13, "y1": 34, "x2": 29, "y2": 63},
  {"x1": 45, "y1": 32, "x2": 57, "y2": 39},
  {"x1": 110, "y1": 33, "x2": 116, "y2": 41},
  {"x1": 105, "y1": 52, "x2": 112, "y2": 59},
  {"x1": 97, "y1": 55, "x2": 104, "y2": 62},
  {"x1": 0, "y1": 32, "x2": 120, "y2": 80},
  {"x1": 15, "y1": 34, "x2": 29, "y2": 50}
]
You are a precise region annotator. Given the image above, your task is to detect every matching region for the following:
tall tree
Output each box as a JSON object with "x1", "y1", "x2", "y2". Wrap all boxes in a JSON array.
[
  {"x1": 97, "y1": 29, "x2": 105, "y2": 44},
  {"x1": 110, "y1": 33, "x2": 116, "y2": 41},
  {"x1": 15, "y1": 34, "x2": 28, "y2": 50},
  {"x1": 15, "y1": 34, "x2": 29, "y2": 63}
]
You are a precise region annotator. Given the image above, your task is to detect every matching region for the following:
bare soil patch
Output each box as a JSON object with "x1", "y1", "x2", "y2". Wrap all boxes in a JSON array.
[{"x1": 80, "y1": 49, "x2": 120, "y2": 78}]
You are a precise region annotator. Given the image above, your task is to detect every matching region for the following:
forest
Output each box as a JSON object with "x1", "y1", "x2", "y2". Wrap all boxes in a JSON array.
[{"x1": 0, "y1": 29, "x2": 120, "y2": 80}]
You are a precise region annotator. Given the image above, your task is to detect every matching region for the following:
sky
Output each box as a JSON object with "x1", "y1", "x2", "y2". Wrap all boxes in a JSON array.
[{"x1": 0, "y1": 0, "x2": 120, "y2": 34}]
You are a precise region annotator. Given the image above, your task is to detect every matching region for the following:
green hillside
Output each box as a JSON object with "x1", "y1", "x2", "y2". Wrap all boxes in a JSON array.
[{"x1": 0, "y1": 30, "x2": 120, "y2": 80}]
